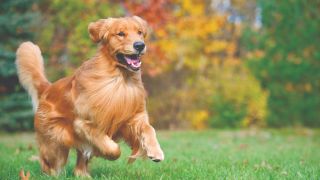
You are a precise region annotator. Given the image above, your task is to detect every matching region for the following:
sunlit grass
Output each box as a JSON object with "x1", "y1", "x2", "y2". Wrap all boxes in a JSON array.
[{"x1": 0, "y1": 129, "x2": 320, "y2": 179}]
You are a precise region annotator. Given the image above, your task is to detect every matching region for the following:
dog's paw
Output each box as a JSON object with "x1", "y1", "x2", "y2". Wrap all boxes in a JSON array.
[
  {"x1": 102, "y1": 137, "x2": 121, "y2": 160},
  {"x1": 74, "y1": 168, "x2": 91, "y2": 178},
  {"x1": 147, "y1": 147, "x2": 164, "y2": 162}
]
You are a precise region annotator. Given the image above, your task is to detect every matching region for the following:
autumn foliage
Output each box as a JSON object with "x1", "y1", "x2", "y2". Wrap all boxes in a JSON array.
[{"x1": 0, "y1": 0, "x2": 318, "y2": 131}]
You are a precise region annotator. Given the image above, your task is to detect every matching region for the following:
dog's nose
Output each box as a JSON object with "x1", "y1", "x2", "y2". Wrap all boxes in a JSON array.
[
  {"x1": 133, "y1": 41, "x2": 145, "y2": 52},
  {"x1": 148, "y1": 156, "x2": 161, "y2": 163}
]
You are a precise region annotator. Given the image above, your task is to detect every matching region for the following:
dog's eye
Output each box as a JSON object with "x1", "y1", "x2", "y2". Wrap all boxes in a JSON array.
[
  {"x1": 117, "y1": 32, "x2": 125, "y2": 37},
  {"x1": 138, "y1": 30, "x2": 143, "y2": 35}
]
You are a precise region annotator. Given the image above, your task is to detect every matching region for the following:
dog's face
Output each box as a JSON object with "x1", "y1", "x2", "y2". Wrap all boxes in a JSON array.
[{"x1": 88, "y1": 16, "x2": 147, "y2": 71}]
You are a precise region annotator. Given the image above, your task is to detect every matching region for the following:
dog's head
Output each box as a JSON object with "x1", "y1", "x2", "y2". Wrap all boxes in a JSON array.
[{"x1": 88, "y1": 16, "x2": 148, "y2": 72}]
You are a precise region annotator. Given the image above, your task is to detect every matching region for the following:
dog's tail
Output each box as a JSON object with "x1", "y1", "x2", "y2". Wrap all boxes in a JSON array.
[{"x1": 16, "y1": 42, "x2": 50, "y2": 111}]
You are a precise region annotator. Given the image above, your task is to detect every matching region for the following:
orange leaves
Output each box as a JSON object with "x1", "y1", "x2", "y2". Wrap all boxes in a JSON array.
[
  {"x1": 19, "y1": 169, "x2": 30, "y2": 180},
  {"x1": 123, "y1": 0, "x2": 170, "y2": 28}
]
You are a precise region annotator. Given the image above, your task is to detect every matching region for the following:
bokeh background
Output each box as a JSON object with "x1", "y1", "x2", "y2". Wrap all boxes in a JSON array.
[{"x1": 0, "y1": 0, "x2": 319, "y2": 132}]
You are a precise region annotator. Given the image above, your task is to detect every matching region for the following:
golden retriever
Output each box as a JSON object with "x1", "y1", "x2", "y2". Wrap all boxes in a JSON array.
[{"x1": 15, "y1": 16, "x2": 164, "y2": 177}]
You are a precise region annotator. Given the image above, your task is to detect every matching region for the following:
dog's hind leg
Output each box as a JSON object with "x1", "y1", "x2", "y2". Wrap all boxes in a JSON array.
[{"x1": 74, "y1": 149, "x2": 91, "y2": 177}]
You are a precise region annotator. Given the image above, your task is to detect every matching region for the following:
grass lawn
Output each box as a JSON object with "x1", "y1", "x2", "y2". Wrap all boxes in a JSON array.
[{"x1": 0, "y1": 129, "x2": 320, "y2": 179}]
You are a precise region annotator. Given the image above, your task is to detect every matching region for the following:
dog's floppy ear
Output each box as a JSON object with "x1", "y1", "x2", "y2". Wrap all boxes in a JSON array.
[
  {"x1": 132, "y1": 16, "x2": 148, "y2": 37},
  {"x1": 88, "y1": 18, "x2": 115, "y2": 43}
]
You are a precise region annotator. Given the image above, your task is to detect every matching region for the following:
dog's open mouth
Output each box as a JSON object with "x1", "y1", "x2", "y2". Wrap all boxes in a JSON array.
[{"x1": 116, "y1": 53, "x2": 142, "y2": 71}]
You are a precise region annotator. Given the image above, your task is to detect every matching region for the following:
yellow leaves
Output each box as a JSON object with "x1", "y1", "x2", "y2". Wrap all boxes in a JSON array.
[
  {"x1": 157, "y1": 39, "x2": 178, "y2": 54},
  {"x1": 226, "y1": 42, "x2": 237, "y2": 56},
  {"x1": 151, "y1": 1, "x2": 230, "y2": 73},
  {"x1": 153, "y1": 14, "x2": 228, "y2": 71},
  {"x1": 202, "y1": 21, "x2": 219, "y2": 36},
  {"x1": 176, "y1": 0, "x2": 205, "y2": 17},
  {"x1": 205, "y1": 40, "x2": 228, "y2": 53},
  {"x1": 174, "y1": 16, "x2": 225, "y2": 39},
  {"x1": 155, "y1": 29, "x2": 167, "y2": 38},
  {"x1": 188, "y1": 110, "x2": 209, "y2": 130},
  {"x1": 204, "y1": 15, "x2": 226, "y2": 34},
  {"x1": 184, "y1": 0, "x2": 204, "y2": 16},
  {"x1": 244, "y1": 91, "x2": 268, "y2": 127},
  {"x1": 224, "y1": 58, "x2": 241, "y2": 65}
]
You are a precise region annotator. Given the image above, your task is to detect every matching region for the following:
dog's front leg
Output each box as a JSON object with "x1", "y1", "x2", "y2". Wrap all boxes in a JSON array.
[
  {"x1": 139, "y1": 121, "x2": 164, "y2": 162},
  {"x1": 124, "y1": 112, "x2": 164, "y2": 163},
  {"x1": 74, "y1": 119, "x2": 121, "y2": 160}
]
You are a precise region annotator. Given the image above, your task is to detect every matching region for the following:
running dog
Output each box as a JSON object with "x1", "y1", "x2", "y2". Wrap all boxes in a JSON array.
[{"x1": 16, "y1": 16, "x2": 164, "y2": 177}]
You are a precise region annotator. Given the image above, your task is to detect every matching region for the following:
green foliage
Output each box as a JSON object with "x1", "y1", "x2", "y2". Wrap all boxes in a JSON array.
[
  {"x1": 244, "y1": 0, "x2": 320, "y2": 127},
  {"x1": 210, "y1": 96, "x2": 247, "y2": 128},
  {"x1": 0, "y1": 0, "x2": 40, "y2": 131},
  {"x1": 208, "y1": 64, "x2": 267, "y2": 128},
  {"x1": 0, "y1": 93, "x2": 33, "y2": 131}
]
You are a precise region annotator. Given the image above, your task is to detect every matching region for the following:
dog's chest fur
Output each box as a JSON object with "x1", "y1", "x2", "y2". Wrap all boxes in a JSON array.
[{"x1": 74, "y1": 67, "x2": 145, "y2": 134}]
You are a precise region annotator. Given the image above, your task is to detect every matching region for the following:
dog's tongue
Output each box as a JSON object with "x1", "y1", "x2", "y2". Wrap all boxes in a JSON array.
[{"x1": 124, "y1": 55, "x2": 141, "y2": 68}]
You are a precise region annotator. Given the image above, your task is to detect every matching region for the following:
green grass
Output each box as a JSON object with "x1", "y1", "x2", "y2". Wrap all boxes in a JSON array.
[{"x1": 0, "y1": 129, "x2": 320, "y2": 179}]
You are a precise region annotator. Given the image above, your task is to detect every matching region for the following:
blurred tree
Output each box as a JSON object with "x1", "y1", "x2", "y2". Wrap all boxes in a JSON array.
[
  {"x1": 0, "y1": 0, "x2": 40, "y2": 131},
  {"x1": 244, "y1": 0, "x2": 320, "y2": 126},
  {"x1": 37, "y1": 0, "x2": 124, "y2": 81},
  {"x1": 209, "y1": 62, "x2": 267, "y2": 128}
]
